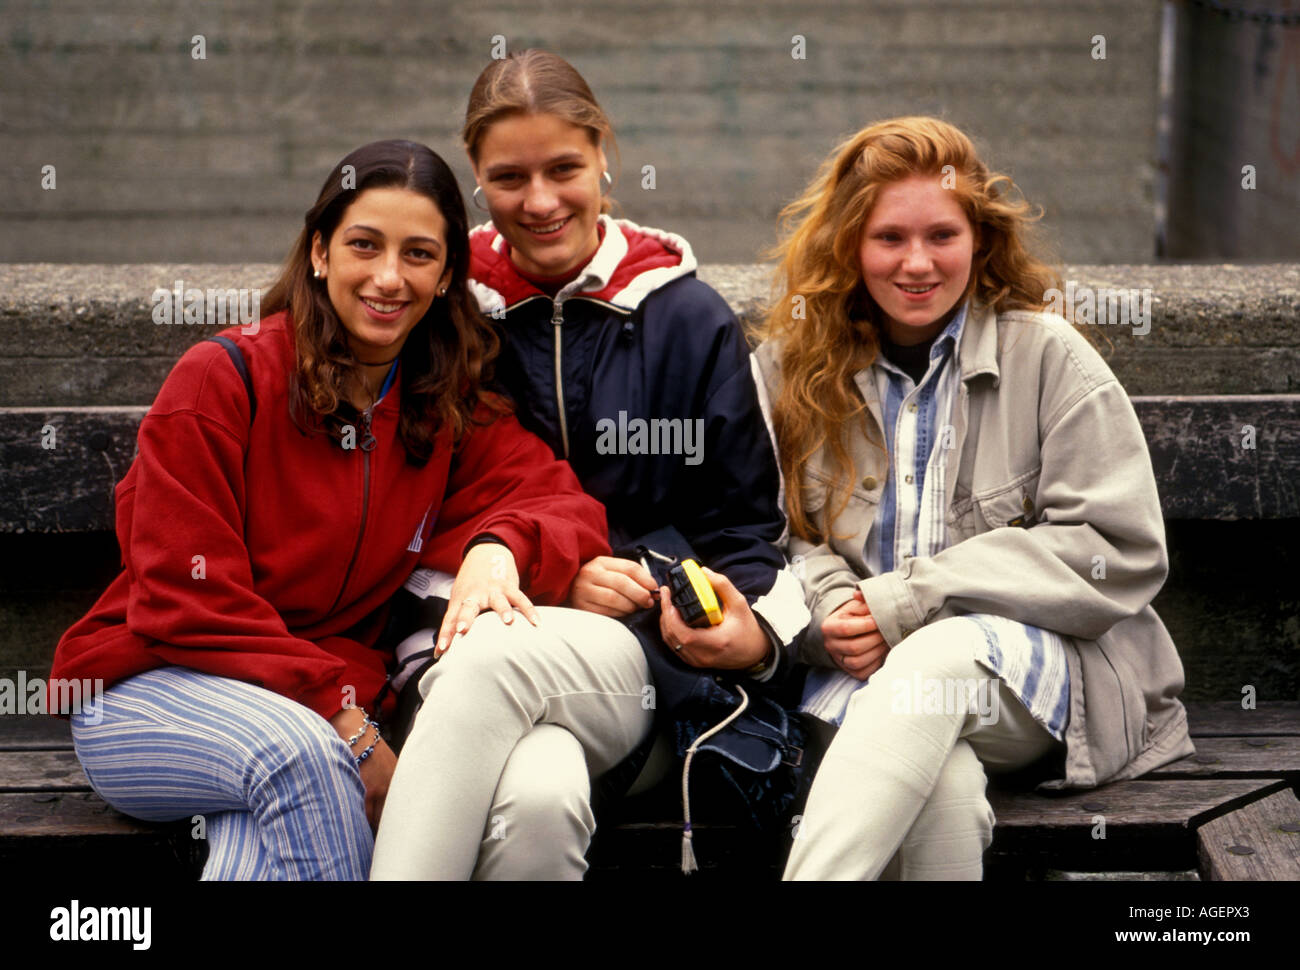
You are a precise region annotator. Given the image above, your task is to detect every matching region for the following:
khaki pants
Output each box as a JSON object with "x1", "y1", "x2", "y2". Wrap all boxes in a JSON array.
[
  {"x1": 785, "y1": 618, "x2": 1062, "y2": 880},
  {"x1": 371, "y1": 607, "x2": 653, "y2": 880}
]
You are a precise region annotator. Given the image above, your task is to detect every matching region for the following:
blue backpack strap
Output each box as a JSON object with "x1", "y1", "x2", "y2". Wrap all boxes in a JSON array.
[{"x1": 207, "y1": 335, "x2": 257, "y2": 424}]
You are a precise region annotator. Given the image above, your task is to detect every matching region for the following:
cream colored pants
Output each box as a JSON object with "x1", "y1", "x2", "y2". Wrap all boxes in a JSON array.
[
  {"x1": 785, "y1": 619, "x2": 1062, "y2": 880},
  {"x1": 370, "y1": 606, "x2": 655, "y2": 880}
]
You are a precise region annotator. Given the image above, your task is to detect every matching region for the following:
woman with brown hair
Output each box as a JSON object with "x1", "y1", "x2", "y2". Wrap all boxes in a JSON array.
[
  {"x1": 754, "y1": 116, "x2": 1193, "y2": 879},
  {"x1": 49, "y1": 139, "x2": 606, "y2": 879},
  {"x1": 372, "y1": 51, "x2": 811, "y2": 879}
]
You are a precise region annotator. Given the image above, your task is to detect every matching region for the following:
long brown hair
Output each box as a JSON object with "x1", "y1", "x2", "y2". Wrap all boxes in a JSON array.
[
  {"x1": 263, "y1": 139, "x2": 506, "y2": 464},
  {"x1": 462, "y1": 49, "x2": 619, "y2": 214},
  {"x1": 761, "y1": 116, "x2": 1061, "y2": 542}
]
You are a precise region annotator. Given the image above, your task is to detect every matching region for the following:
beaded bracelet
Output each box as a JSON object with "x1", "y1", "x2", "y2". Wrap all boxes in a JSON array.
[
  {"x1": 345, "y1": 710, "x2": 375, "y2": 748},
  {"x1": 354, "y1": 726, "x2": 382, "y2": 767}
]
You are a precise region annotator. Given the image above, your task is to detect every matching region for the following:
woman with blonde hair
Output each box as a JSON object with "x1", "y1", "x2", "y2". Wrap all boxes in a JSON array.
[
  {"x1": 371, "y1": 50, "x2": 811, "y2": 880},
  {"x1": 754, "y1": 116, "x2": 1193, "y2": 879}
]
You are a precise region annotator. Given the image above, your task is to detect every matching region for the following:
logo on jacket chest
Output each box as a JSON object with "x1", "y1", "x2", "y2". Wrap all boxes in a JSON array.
[
  {"x1": 594, "y1": 410, "x2": 705, "y2": 466},
  {"x1": 407, "y1": 503, "x2": 439, "y2": 553}
]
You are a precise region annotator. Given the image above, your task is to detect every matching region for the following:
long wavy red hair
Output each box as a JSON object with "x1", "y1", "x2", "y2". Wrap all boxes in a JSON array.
[{"x1": 761, "y1": 117, "x2": 1061, "y2": 542}]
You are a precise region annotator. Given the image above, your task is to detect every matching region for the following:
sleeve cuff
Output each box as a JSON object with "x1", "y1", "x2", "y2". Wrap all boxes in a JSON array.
[
  {"x1": 748, "y1": 566, "x2": 812, "y2": 659},
  {"x1": 857, "y1": 571, "x2": 924, "y2": 646},
  {"x1": 747, "y1": 613, "x2": 782, "y2": 683},
  {"x1": 802, "y1": 586, "x2": 858, "y2": 668},
  {"x1": 462, "y1": 532, "x2": 510, "y2": 558}
]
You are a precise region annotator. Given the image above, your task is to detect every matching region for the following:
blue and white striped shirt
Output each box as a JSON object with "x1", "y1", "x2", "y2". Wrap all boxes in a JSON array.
[{"x1": 800, "y1": 304, "x2": 1070, "y2": 739}]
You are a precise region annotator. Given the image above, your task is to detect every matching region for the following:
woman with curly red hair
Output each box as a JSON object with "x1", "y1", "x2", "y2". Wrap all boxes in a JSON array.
[{"x1": 755, "y1": 116, "x2": 1193, "y2": 879}]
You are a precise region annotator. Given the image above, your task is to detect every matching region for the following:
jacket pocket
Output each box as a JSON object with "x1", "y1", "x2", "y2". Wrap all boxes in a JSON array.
[
  {"x1": 803, "y1": 466, "x2": 881, "y2": 539},
  {"x1": 974, "y1": 467, "x2": 1042, "y2": 532}
]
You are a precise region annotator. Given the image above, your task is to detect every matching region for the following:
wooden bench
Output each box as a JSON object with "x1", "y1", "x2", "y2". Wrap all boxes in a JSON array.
[
  {"x1": 0, "y1": 714, "x2": 203, "y2": 877},
  {"x1": 3, "y1": 703, "x2": 1296, "y2": 880},
  {"x1": 2, "y1": 394, "x2": 1298, "y2": 878},
  {"x1": 582, "y1": 702, "x2": 1300, "y2": 880}
]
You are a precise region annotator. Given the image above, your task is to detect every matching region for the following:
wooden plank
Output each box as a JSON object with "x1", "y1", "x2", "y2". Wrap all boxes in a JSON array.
[
  {"x1": 991, "y1": 779, "x2": 1286, "y2": 830},
  {"x1": 1197, "y1": 789, "x2": 1300, "y2": 880},
  {"x1": 0, "y1": 407, "x2": 144, "y2": 533},
  {"x1": 0, "y1": 791, "x2": 160, "y2": 839},
  {"x1": 595, "y1": 780, "x2": 1296, "y2": 877},
  {"x1": 1132, "y1": 395, "x2": 1300, "y2": 519},
  {"x1": 987, "y1": 778, "x2": 1288, "y2": 872},
  {"x1": 0, "y1": 750, "x2": 90, "y2": 792},
  {"x1": 1043, "y1": 870, "x2": 1200, "y2": 881},
  {"x1": 0, "y1": 792, "x2": 202, "y2": 875},
  {"x1": 0, "y1": 714, "x2": 74, "y2": 750},
  {"x1": 1183, "y1": 701, "x2": 1300, "y2": 737},
  {"x1": 1146, "y1": 736, "x2": 1300, "y2": 779}
]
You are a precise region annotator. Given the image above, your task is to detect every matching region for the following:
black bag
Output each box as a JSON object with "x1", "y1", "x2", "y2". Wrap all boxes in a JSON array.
[{"x1": 609, "y1": 526, "x2": 820, "y2": 836}]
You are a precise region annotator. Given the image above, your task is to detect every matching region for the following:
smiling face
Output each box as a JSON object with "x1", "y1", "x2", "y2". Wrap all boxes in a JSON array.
[
  {"x1": 471, "y1": 112, "x2": 607, "y2": 278},
  {"x1": 310, "y1": 185, "x2": 452, "y2": 364},
  {"x1": 858, "y1": 174, "x2": 976, "y2": 346}
]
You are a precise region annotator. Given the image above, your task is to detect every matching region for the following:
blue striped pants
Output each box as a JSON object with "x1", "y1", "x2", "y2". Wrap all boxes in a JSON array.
[{"x1": 70, "y1": 667, "x2": 372, "y2": 880}]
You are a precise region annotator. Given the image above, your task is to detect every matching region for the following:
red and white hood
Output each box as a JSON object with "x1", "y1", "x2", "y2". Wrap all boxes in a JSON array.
[{"x1": 468, "y1": 214, "x2": 698, "y2": 314}]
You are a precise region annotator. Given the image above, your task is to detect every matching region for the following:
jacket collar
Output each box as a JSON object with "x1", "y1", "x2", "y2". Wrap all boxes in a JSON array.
[
  {"x1": 468, "y1": 214, "x2": 698, "y2": 314},
  {"x1": 852, "y1": 300, "x2": 992, "y2": 425},
  {"x1": 957, "y1": 300, "x2": 1001, "y2": 386}
]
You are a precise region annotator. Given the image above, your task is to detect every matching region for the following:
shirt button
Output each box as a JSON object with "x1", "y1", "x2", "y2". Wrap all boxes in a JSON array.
[
  {"x1": 1022, "y1": 496, "x2": 1034, "y2": 512},
  {"x1": 862, "y1": 476, "x2": 878, "y2": 490},
  {"x1": 905, "y1": 473, "x2": 914, "y2": 484},
  {"x1": 900, "y1": 627, "x2": 915, "y2": 639},
  {"x1": 908, "y1": 403, "x2": 918, "y2": 413}
]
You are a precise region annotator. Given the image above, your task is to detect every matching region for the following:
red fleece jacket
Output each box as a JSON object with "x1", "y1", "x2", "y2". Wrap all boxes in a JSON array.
[{"x1": 49, "y1": 311, "x2": 609, "y2": 720}]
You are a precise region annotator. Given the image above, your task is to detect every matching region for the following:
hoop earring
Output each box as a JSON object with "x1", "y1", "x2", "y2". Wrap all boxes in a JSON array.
[
  {"x1": 601, "y1": 171, "x2": 613, "y2": 195},
  {"x1": 472, "y1": 185, "x2": 487, "y2": 211}
]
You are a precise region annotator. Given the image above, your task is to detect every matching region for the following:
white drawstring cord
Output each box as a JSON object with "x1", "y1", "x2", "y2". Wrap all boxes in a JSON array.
[{"x1": 679, "y1": 684, "x2": 750, "y2": 874}]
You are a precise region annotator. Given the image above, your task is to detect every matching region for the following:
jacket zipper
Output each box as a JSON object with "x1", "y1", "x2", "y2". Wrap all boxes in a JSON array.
[
  {"x1": 551, "y1": 298, "x2": 570, "y2": 459},
  {"x1": 328, "y1": 409, "x2": 375, "y2": 615}
]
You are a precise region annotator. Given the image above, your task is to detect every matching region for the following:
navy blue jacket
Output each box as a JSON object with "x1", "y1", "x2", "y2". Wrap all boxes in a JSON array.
[{"x1": 470, "y1": 217, "x2": 812, "y2": 828}]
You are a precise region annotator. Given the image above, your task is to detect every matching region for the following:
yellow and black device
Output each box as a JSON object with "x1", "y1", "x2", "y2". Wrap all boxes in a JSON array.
[
  {"x1": 666, "y1": 558, "x2": 723, "y2": 628},
  {"x1": 637, "y1": 546, "x2": 724, "y2": 629}
]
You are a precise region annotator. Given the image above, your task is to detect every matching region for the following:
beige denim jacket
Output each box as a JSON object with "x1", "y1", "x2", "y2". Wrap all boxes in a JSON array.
[{"x1": 753, "y1": 303, "x2": 1194, "y2": 788}]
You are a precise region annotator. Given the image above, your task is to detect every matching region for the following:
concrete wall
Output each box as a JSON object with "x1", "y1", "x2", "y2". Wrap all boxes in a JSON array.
[
  {"x1": 4, "y1": 0, "x2": 1161, "y2": 265},
  {"x1": 2, "y1": 262, "x2": 1297, "y2": 407}
]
